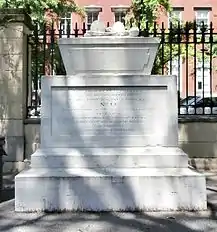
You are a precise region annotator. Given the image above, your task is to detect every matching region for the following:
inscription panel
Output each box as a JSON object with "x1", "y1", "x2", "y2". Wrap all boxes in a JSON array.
[
  {"x1": 66, "y1": 48, "x2": 150, "y2": 72},
  {"x1": 50, "y1": 87, "x2": 169, "y2": 147}
]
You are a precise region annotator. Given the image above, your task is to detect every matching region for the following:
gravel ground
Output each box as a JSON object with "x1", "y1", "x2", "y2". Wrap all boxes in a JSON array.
[{"x1": 0, "y1": 173, "x2": 217, "y2": 232}]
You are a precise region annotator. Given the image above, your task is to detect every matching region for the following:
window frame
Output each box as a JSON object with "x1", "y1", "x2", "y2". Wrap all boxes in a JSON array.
[
  {"x1": 196, "y1": 60, "x2": 211, "y2": 95},
  {"x1": 111, "y1": 5, "x2": 130, "y2": 25},
  {"x1": 194, "y1": 7, "x2": 211, "y2": 31},
  {"x1": 59, "y1": 12, "x2": 72, "y2": 36},
  {"x1": 168, "y1": 56, "x2": 183, "y2": 92},
  {"x1": 85, "y1": 6, "x2": 102, "y2": 30},
  {"x1": 168, "y1": 7, "x2": 184, "y2": 28}
]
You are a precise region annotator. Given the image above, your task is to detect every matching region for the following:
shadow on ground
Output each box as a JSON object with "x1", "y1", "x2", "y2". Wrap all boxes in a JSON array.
[
  {"x1": 1, "y1": 169, "x2": 217, "y2": 231},
  {"x1": 0, "y1": 199, "x2": 217, "y2": 232},
  {"x1": 0, "y1": 188, "x2": 14, "y2": 203},
  {"x1": 1, "y1": 172, "x2": 15, "y2": 203},
  {"x1": 0, "y1": 185, "x2": 216, "y2": 232}
]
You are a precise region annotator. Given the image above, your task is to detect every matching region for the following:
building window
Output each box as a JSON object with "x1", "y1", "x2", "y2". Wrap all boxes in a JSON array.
[
  {"x1": 114, "y1": 12, "x2": 126, "y2": 24},
  {"x1": 168, "y1": 57, "x2": 182, "y2": 92},
  {"x1": 194, "y1": 8, "x2": 211, "y2": 30},
  {"x1": 111, "y1": 6, "x2": 129, "y2": 25},
  {"x1": 87, "y1": 12, "x2": 99, "y2": 29},
  {"x1": 196, "y1": 61, "x2": 211, "y2": 96},
  {"x1": 85, "y1": 6, "x2": 102, "y2": 30},
  {"x1": 168, "y1": 7, "x2": 183, "y2": 27},
  {"x1": 59, "y1": 12, "x2": 72, "y2": 35}
]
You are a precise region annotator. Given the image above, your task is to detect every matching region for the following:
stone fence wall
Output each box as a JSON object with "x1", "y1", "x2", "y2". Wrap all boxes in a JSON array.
[
  {"x1": 3, "y1": 115, "x2": 217, "y2": 173},
  {"x1": 23, "y1": 118, "x2": 217, "y2": 159},
  {"x1": 3, "y1": 117, "x2": 214, "y2": 173}
]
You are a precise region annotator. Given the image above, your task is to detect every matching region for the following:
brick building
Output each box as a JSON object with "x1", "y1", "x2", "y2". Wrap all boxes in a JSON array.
[
  {"x1": 66, "y1": 0, "x2": 217, "y2": 30},
  {"x1": 59, "y1": 0, "x2": 217, "y2": 98}
]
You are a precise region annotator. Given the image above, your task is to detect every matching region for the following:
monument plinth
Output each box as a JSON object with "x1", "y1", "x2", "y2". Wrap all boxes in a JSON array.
[
  {"x1": 58, "y1": 37, "x2": 159, "y2": 75},
  {"x1": 15, "y1": 22, "x2": 207, "y2": 212}
]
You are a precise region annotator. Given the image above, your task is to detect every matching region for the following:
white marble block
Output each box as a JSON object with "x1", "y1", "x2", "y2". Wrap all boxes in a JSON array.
[
  {"x1": 15, "y1": 74, "x2": 207, "y2": 212},
  {"x1": 58, "y1": 37, "x2": 160, "y2": 75},
  {"x1": 40, "y1": 75, "x2": 178, "y2": 149}
]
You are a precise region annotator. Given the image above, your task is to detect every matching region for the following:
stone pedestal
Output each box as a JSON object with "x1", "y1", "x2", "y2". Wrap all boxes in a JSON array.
[
  {"x1": 15, "y1": 36, "x2": 206, "y2": 212},
  {"x1": 15, "y1": 74, "x2": 207, "y2": 212}
]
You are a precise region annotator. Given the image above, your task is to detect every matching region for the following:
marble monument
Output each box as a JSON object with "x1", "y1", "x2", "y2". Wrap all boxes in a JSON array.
[{"x1": 15, "y1": 21, "x2": 207, "y2": 212}]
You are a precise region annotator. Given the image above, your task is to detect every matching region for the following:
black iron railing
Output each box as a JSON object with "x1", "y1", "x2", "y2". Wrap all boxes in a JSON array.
[{"x1": 26, "y1": 21, "x2": 217, "y2": 118}]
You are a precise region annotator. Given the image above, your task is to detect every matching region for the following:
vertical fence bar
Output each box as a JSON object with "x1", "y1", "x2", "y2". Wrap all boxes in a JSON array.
[
  {"x1": 177, "y1": 22, "x2": 181, "y2": 115},
  {"x1": 145, "y1": 22, "x2": 149, "y2": 37},
  {"x1": 138, "y1": 0, "x2": 143, "y2": 36},
  {"x1": 82, "y1": 22, "x2": 86, "y2": 36},
  {"x1": 34, "y1": 22, "x2": 39, "y2": 116},
  {"x1": 67, "y1": 19, "x2": 70, "y2": 38},
  {"x1": 210, "y1": 22, "x2": 213, "y2": 114},
  {"x1": 27, "y1": 36, "x2": 33, "y2": 117},
  {"x1": 43, "y1": 23, "x2": 47, "y2": 76},
  {"x1": 193, "y1": 21, "x2": 197, "y2": 114},
  {"x1": 59, "y1": 20, "x2": 62, "y2": 38},
  {"x1": 153, "y1": 22, "x2": 157, "y2": 37},
  {"x1": 169, "y1": 22, "x2": 173, "y2": 74},
  {"x1": 185, "y1": 22, "x2": 189, "y2": 114},
  {"x1": 26, "y1": 35, "x2": 29, "y2": 118},
  {"x1": 161, "y1": 22, "x2": 165, "y2": 75},
  {"x1": 51, "y1": 21, "x2": 55, "y2": 75},
  {"x1": 201, "y1": 22, "x2": 205, "y2": 114},
  {"x1": 74, "y1": 22, "x2": 79, "y2": 37},
  {"x1": 58, "y1": 21, "x2": 65, "y2": 75}
]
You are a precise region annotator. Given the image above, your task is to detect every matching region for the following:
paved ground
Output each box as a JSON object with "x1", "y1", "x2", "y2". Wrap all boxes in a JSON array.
[{"x1": 0, "y1": 172, "x2": 217, "y2": 232}]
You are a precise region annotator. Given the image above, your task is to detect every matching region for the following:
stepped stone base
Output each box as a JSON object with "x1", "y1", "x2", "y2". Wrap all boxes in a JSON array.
[
  {"x1": 15, "y1": 167, "x2": 207, "y2": 212},
  {"x1": 30, "y1": 147, "x2": 189, "y2": 169},
  {"x1": 15, "y1": 73, "x2": 207, "y2": 212}
]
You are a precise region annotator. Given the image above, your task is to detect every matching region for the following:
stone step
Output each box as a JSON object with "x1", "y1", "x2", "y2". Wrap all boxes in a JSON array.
[
  {"x1": 15, "y1": 167, "x2": 206, "y2": 212},
  {"x1": 30, "y1": 147, "x2": 189, "y2": 169}
]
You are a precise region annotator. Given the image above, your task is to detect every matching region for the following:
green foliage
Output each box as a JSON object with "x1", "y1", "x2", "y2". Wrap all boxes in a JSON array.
[
  {"x1": 153, "y1": 21, "x2": 196, "y2": 74},
  {"x1": 126, "y1": 0, "x2": 217, "y2": 74},
  {"x1": 0, "y1": 0, "x2": 85, "y2": 23},
  {"x1": 126, "y1": 0, "x2": 171, "y2": 29},
  {"x1": 154, "y1": 24, "x2": 217, "y2": 74},
  {"x1": 0, "y1": 0, "x2": 85, "y2": 79},
  {"x1": 125, "y1": 0, "x2": 178, "y2": 74}
]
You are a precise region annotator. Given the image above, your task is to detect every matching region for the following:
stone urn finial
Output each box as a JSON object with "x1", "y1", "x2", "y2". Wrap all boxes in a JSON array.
[
  {"x1": 84, "y1": 20, "x2": 139, "y2": 37},
  {"x1": 90, "y1": 20, "x2": 106, "y2": 34}
]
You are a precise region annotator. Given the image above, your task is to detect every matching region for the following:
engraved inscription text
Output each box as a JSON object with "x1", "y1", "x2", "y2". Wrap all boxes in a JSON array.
[{"x1": 51, "y1": 87, "x2": 167, "y2": 138}]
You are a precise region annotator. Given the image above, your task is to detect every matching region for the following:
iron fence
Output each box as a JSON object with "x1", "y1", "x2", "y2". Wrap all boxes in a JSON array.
[{"x1": 26, "y1": 21, "x2": 217, "y2": 118}]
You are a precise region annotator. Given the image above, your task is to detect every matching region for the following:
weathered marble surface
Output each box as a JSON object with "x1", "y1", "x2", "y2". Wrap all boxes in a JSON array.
[
  {"x1": 40, "y1": 75, "x2": 178, "y2": 149},
  {"x1": 58, "y1": 37, "x2": 160, "y2": 75},
  {"x1": 15, "y1": 27, "x2": 206, "y2": 212}
]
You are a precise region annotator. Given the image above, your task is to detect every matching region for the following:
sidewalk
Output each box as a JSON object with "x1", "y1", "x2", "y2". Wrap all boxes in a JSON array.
[{"x1": 0, "y1": 172, "x2": 217, "y2": 232}]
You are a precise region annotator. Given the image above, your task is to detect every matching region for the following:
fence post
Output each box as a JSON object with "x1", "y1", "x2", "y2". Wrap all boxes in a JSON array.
[{"x1": 0, "y1": 9, "x2": 33, "y2": 173}]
